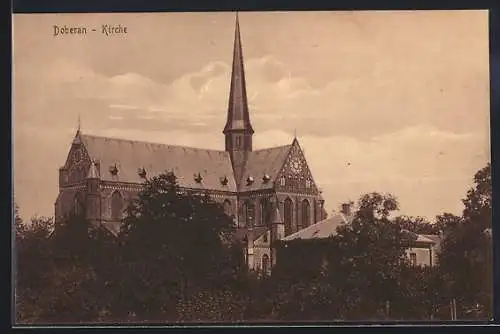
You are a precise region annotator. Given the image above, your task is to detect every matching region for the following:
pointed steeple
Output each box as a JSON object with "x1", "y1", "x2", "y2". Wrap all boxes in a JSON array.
[
  {"x1": 223, "y1": 12, "x2": 254, "y2": 148},
  {"x1": 72, "y1": 114, "x2": 83, "y2": 145}
]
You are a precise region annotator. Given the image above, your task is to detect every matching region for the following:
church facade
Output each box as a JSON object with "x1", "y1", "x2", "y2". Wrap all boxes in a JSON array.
[{"x1": 54, "y1": 15, "x2": 326, "y2": 272}]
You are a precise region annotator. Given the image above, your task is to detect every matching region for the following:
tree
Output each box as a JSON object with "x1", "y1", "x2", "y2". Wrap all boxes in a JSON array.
[
  {"x1": 15, "y1": 207, "x2": 55, "y2": 324},
  {"x1": 331, "y1": 193, "x2": 406, "y2": 319},
  {"x1": 394, "y1": 215, "x2": 440, "y2": 235},
  {"x1": 437, "y1": 163, "x2": 492, "y2": 319},
  {"x1": 117, "y1": 171, "x2": 240, "y2": 321}
]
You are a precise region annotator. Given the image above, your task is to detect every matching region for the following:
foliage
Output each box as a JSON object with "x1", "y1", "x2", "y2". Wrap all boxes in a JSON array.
[
  {"x1": 14, "y1": 164, "x2": 492, "y2": 323},
  {"x1": 393, "y1": 215, "x2": 440, "y2": 234},
  {"x1": 116, "y1": 171, "x2": 241, "y2": 320},
  {"x1": 437, "y1": 163, "x2": 492, "y2": 319}
]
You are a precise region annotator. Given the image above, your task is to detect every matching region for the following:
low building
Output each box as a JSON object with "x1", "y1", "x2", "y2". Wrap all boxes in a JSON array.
[{"x1": 281, "y1": 204, "x2": 441, "y2": 267}]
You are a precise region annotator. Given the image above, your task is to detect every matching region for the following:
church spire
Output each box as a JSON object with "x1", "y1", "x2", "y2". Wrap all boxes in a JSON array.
[
  {"x1": 223, "y1": 12, "x2": 254, "y2": 152},
  {"x1": 72, "y1": 113, "x2": 83, "y2": 145}
]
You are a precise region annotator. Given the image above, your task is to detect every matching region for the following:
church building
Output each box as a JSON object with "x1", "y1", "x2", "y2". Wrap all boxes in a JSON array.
[{"x1": 54, "y1": 14, "x2": 326, "y2": 273}]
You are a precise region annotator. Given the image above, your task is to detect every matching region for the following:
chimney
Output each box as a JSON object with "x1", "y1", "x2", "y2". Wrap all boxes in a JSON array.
[{"x1": 340, "y1": 203, "x2": 352, "y2": 216}]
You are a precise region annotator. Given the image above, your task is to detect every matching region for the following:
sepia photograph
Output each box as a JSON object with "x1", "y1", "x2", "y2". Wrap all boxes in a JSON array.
[{"x1": 12, "y1": 10, "x2": 492, "y2": 324}]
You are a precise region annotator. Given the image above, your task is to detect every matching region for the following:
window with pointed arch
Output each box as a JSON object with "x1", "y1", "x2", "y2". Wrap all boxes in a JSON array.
[
  {"x1": 284, "y1": 198, "x2": 293, "y2": 236},
  {"x1": 111, "y1": 191, "x2": 123, "y2": 220},
  {"x1": 301, "y1": 199, "x2": 311, "y2": 228},
  {"x1": 242, "y1": 200, "x2": 255, "y2": 227},
  {"x1": 73, "y1": 195, "x2": 83, "y2": 216},
  {"x1": 262, "y1": 254, "x2": 270, "y2": 275},
  {"x1": 259, "y1": 198, "x2": 271, "y2": 226},
  {"x1": 223, "y1": 199, "x2": 232, "y2": 216}
]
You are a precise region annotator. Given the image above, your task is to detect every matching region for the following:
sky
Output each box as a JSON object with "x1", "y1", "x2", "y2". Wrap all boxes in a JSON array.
[{"x1": 12, "y1": 10, "x2": 490, "y2": 222}]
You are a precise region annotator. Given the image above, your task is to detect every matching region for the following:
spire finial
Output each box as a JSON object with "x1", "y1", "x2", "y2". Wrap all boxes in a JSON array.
[
  {"x1": 77, "y1": 113, "x2": 81, "y2": 133},
  {"x1": 293, "y1": 128, "x2": 297, "y2": 139}
]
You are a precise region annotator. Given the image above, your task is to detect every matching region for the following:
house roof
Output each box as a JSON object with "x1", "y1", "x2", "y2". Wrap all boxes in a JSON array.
[
  {"x1": 420, "y1": 234, "x2": 441, "y2": 246},
  {"x1": 283, "y1": 213, "x2": 353, "y2": 241},
  {"x1": 238, "y1": 145, "x2": 292, "y2": 191},
  {"x1": 231, "y1": 226, "x2": 269, "y2": 243},
  {"x1": 283, "y1": 214, "x2": 439, "y2": 247},
  {"x1": 80, "y1": 134, "x2": 238, "y2": 192}
]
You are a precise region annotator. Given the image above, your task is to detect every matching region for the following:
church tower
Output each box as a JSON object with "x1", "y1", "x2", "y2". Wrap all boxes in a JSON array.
[{"x1": 223, "y1": 13, "x2": 254, "y2": 183}]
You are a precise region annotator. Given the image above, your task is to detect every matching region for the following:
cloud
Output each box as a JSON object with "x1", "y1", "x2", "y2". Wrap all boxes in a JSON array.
[
  {"x1": 109, "y1": 104, "x2": 139, "y2": 110},
  {"x1": 13, "y1": 52, "x2": 489, "y2": 221}
]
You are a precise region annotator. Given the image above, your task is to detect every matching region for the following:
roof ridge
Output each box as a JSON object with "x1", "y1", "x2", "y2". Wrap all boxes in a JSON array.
[
  {"x1": 284, "y1": 214, "x2": 340, "y2": 240},
  {"x1": 81, "y1": 134, "x2": 227, "y2": 154},
  {"x1": 252, "y1": 144, "x2": 292, "y2": 152}
]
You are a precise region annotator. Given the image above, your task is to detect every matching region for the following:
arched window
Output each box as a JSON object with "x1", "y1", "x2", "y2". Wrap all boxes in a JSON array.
[
  {"x1": 301, "y1": 199, "x2": 311, "y2": 228},
  {"x1": 73, "y1": 195, "x2": 83, "y2": 216},
  {"x1": 260, "y1": 198, "x2": 271, "y2": 226},
  {"x1": 262, "y1": 254, "x2": 270, "y2": 275},
  {"x1": 223, "y1": 199, "x2": 232, "y2": 216},
  {"x1": 284, "y1": 198, "x2": 293, "y2": 236},
  {"x1": 111, "y1": 191, "x2": 123, "y2": 220},
  {"x1": 243, "y1": 201, "x2": 255, "y2": 227}
]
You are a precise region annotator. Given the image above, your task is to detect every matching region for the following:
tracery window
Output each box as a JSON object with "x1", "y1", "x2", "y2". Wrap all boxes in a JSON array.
[
  {"x1": 259, "y1": 198, "x2": 271, "y2": 226},
  {"x1": 111, "y1": 191, "x2": 123, "y2": 220},
  {"x1": 73, "y1": 196, "x2": 83, "y2": 216},
  {"x1": 284, "y1": 198, "x2": 293, "y2": 236},
  {"x1": 242, "y1": 200, "x2": 255, "y2": 227},
  {"x1": 301, "y1": 199, "x2": 311, "y2": 228}
]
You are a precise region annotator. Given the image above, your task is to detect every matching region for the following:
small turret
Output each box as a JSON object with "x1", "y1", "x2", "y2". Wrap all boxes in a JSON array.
[
  {"x1": 270, "y1": 199, "x2": 285, "y2": 267},
  {"x1": 87, "y1": 160, "x2": 100, "y2": 179},
  {"x1": 85, "y1": 160, "x2": 101, "y2": 223}
]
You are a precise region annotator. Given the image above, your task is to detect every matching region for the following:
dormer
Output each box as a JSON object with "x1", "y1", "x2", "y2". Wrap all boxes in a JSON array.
[
  {"x1": 220, "y1": 175, "x2": 229, "y2": 186},
  {"x1": 194, "y1": 173, "x2": 203, "y2": 183},
  {"x1": 109, "y1": 163, "x2": 118, "y2": 176},
  {"x1": 138, "y1": 167, "x2": 147, "y2": 179},
  {"x1": 246, "y1": 176, "x2": 255, "y2": 185}
]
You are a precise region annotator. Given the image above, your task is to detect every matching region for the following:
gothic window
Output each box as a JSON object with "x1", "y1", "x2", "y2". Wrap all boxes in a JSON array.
[
  {"x1": 242, "y1": 201, "x2": 254, "y2": 227},
  {"x1": 223, "y1": 199, "x2": 232, "y2": 216},
  {"x1": 280, "y1": 176, "x2": 286, "y2": 187},
  {"x1": 301, "y1": 199, "x2": 311, "y2": 228},
  {"x1": 305, "y1": 179, "x2": 311, "y2": 189},
  {"x1": 284, "y1": 198, "x2": 293, "y2": 236},
  {"x1": 262, "y1": 254, "x2": 270, "y2": 275},
  {"x1": 243, "y1": 201, "x2": 255, "y2": 227},
  {"x1": 259, "y1": 198, "x2": 271, "y2": 226},
  {"x1": 73, "y1": 196, "x2": 83, "y2": 216},
  {"x1": 235, "y1": 136, "x2": 241, "y2": 149},
  {"x1": 111, "y1": 191, "x2": 123, "y2": 220},
  {"x1": 263, "y1": 232, "x2": 268, "y2": 243}
]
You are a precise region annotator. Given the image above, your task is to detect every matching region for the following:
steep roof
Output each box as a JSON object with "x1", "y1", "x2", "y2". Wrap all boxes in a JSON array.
[
  {"x1": 223, "y1": 13, "x2": 253, "y2": 134},
  {"x1": 283, "y1": 213, "x2": 353, "y2": 241},
  {"x1": 237, "y1": 145, "x2": 292, "y2": 191},
  {"x1": 231, "y1": 226, "x2": 269, "y2": 243},
  {"x1": 80, "y1": 134, "x2": 237, "y2": 192}
]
